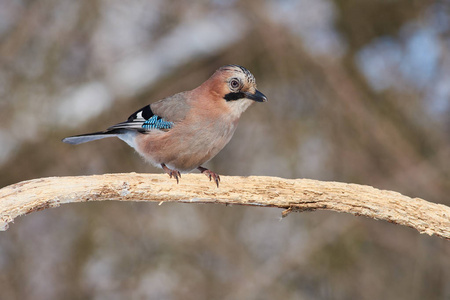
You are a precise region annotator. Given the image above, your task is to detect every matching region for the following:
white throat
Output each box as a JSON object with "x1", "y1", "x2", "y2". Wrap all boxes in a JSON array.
[{"x1": 226, "y1": 99, "x2": 254, "y2": 119}]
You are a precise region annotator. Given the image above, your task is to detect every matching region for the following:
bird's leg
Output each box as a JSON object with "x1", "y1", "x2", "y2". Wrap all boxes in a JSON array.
[
  {"x1": 161, "y1": 163, "x2": 181, "y2": 184},
  {"x1": 198, "y1": 166, "x2": 220, "y2": 188}
]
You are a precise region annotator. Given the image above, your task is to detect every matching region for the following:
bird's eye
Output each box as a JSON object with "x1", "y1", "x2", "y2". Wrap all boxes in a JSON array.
[{"x1": 229, "y1": 78, "x2": 240, "y2": 90}]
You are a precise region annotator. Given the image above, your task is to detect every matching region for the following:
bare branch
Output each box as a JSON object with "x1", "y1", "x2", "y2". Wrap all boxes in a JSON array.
[{"x1": 0, "y1": 174, "x2": 449, "y2": 239}]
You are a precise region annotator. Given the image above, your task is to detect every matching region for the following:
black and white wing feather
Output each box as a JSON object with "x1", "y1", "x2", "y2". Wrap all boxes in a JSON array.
[
  {"x1": 107, "y1": 105, "x2": 174, "y2": 132},
  {"x1": 62, "y1": 92, "x2": 190, "y2": 145}
]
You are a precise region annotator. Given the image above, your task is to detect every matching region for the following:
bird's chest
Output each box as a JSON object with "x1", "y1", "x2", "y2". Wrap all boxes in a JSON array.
[{"x1": 156, "y1": 113, "x2": 239, "y2": 170}]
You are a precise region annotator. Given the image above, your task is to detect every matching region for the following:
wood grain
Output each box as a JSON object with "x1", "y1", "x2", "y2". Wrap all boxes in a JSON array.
[{"x1": 1, "y1": 173, "x2": 449, "y2": 239}]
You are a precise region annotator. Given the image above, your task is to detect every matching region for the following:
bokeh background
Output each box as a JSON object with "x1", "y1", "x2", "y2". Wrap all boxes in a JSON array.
[{"x1": 1, "y1": 1, "x2": 450, "y2": 299}]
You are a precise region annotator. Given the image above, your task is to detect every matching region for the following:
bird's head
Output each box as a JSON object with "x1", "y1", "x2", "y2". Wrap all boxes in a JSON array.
[
  {"x1": 217, "y1": 65, "x2": 267, "y2": 103},
  {"x1": 200, "y1": 65, "x2": 267, "y2": 118}
]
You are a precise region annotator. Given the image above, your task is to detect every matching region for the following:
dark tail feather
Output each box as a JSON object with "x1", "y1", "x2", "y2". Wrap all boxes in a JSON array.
[{"x1": 62, "y1": 130, "x2": 120, "y2": 145}]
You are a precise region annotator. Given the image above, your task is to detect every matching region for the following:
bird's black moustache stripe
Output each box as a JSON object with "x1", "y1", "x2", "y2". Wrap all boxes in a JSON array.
[{"x1": 224, "y1": 92, "x2": 246, "y2": 101}]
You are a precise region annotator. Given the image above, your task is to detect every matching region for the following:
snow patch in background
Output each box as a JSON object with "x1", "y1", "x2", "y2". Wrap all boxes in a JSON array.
[
  {"x1": 55, "y1": 82, "x2": 112, "y2": 128},
  {"x1": 107, "y1": 11, "x2": 248, "y2": 97}
]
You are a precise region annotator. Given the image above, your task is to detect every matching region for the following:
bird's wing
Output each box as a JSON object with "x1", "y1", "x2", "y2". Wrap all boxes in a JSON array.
[
  {"x1": 150, "y1": 92, "x2": 191, "y2": 122},
  {"x1": 106, "y1": 92, "x2": 190, "y2": 132}
]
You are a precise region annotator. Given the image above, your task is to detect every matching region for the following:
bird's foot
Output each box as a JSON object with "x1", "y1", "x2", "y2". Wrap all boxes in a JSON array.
[
  {"x1": 198, "y1": 166, "x2": 220, "y2": 187},
  {"x1": 161, "y1": 163, "x2": 181, "y2": 184}
]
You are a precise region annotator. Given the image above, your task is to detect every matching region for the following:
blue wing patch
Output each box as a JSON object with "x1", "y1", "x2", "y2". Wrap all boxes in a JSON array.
[
  {"x1": 106, "y1": 105, "x2": 174, "y2": 132},
  {"x1": 142, "y1": 115, "x2": 174, "y2": 130}
]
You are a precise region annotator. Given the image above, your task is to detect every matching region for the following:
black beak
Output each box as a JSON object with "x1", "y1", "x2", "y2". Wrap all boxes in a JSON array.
[{"x1": 245, "y1": 89, "x2": 268, "y2": 102}]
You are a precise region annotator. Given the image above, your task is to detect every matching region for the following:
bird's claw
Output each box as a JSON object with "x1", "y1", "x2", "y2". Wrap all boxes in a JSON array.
[
  {"x1": 168, "y1": 170, "x2": 181, "y2": 184},
  {"x1": 162, "y1": 164, "x2": 181, "y2": 184},
  {"x1": 198, "y1": 167, "x2": 220, "y2": 187}
]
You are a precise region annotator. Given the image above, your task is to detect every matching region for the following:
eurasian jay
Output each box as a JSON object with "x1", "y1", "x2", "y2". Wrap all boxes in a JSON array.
[{"x1": 63, "y1": 65, "x2": 267, "y2": 187}]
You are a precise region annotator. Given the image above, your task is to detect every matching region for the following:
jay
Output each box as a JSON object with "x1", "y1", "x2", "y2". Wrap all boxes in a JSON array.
[{"x1": 63, "y1": 65, "x2": 267, "y2": 187}]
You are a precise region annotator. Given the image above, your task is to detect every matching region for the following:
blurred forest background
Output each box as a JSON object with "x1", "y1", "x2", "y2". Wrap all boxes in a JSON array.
[{"x1": 1, "y1": 0, "x2": 450, "y2": 299}]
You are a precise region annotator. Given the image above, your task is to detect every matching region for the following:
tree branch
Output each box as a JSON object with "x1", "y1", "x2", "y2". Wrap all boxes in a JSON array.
[{"x1": 0, "y1": 173, "x2": 449, "y2": 239}]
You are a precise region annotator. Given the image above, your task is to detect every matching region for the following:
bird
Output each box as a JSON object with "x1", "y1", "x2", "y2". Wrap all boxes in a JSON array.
[{"x1": 63, "y1": 65, "x2": 267, "y2": 187}]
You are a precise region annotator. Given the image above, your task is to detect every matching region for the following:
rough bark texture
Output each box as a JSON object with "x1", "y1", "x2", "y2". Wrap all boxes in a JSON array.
[{"x1": 0, "y1": 173, "x2": 449, "y2": 239}]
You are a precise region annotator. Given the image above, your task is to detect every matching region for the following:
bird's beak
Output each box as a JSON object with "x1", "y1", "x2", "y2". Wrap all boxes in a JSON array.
[{"x1": 245, "y1": 89, "x2": 268, "y2": 102}]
